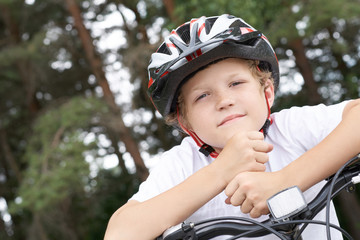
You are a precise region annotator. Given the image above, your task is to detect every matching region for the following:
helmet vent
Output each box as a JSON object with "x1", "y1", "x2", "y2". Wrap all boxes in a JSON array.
[
  {"x1": 176, "y1": 24, "x2": 191, "y2": 44},
  {"x1": 238, "y1": 37, "x2": 259, "y2": 46},
  {"x1": 157, "y1": 43, "x2": 171, "y2": 55}
]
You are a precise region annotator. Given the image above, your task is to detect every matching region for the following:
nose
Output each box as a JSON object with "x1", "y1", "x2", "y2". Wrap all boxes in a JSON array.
[{"x1": 215, "y1": 91, "x2": 235, "y2": 110}]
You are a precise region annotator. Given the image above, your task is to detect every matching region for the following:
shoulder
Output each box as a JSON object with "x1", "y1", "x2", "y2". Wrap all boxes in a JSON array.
[
  {"x1": 163, "y1": 136, "x2": 200, "y2": 158},
  {"x1": 271, "y1": 100, "x2": 351, "y2": 131},
  {"x1": 273, "y1": 100, "x2": 350, "y2": 120},
  {"x1": 267, "y1": 100, "x2": 351, "y2": 151},
  {"x1": 154, "y1": 136, "x2": 213, "y2": 176}
]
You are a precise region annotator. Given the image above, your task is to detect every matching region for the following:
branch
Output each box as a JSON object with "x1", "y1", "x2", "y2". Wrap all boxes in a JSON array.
[
  {"x1": 162, "y1": 0, "x2": 178, "y2": 24},
  {"x1": 41, "y1": 126, "x2": 66, "y2": 174},
  {"x1": 64, "y1": 0, "x2": 149, "y2": 180},
  {"x1": 0, "y1": 128, "x2": 22, "y2": 183}
]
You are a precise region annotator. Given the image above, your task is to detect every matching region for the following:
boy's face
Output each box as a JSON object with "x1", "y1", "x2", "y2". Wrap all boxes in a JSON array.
[{"x1": 181, "y1": 58, "x2": 275, "y2": 152}]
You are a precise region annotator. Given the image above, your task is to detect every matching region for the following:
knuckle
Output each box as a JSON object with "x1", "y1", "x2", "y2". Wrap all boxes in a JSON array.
[
  {"x1": 224, "y1": 184, "x2": 235, "y2": 197},
  {"x1": 234, "y1": 174, "x2": 243, "y2": 182},
  {"x1": 244, "y1": 149, "x2": 255, "y2": 160},
  {"x1": 224, "y1": 189, "x2": 231, "y2": 197},
  {"x1": 241, "y1": 182, "x2": 252, "y2": 192}
]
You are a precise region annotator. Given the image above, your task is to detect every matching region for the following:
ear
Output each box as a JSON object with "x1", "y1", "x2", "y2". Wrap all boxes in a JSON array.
[{"x1": 264, "y1": 79, "x2": 275, "y2": 108}]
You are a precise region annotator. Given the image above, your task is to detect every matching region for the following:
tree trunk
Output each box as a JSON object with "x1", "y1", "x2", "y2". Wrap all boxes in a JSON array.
[
  {"x1": 107, "y1": 131, "x2": 130, "y2": 176},
  {"x1": 0, "y1": 4, "x2": 40, "y2": 116},
  {"x1": 0, "y1": 128, "x2": 22, "y2": 183},
  {"x1": 64, "y1": 0, "x2": 149, "y2": 181},
  {"x1": 289, "y1": 38, "x2": 322, "y2": 105},
  {"x1": 162, "y1": 0, "x2": 178, "y2": 24},
  {"x1": 30, "y1": 213, "x2": 48, "y2": 240}
]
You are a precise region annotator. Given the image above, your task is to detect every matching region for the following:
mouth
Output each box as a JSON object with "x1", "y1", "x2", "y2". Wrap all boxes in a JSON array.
[{"x1": 218, "y1": 114, "x2": 245, "y2": 127}]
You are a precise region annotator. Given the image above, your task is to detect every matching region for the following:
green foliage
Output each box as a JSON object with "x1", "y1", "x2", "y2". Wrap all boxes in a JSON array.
[
  {"x1": 9, "y1": 96, "x2": 109, "y2": 214},
  {"x1": 171, "y1": 0, "x2": 292, "y2": 31},
  {"x1": 81, "y1": 169, "x2": 140, "y2": 240},
  {"x1": 1, "y1": 0, "x2": 360, "y2": 239}
]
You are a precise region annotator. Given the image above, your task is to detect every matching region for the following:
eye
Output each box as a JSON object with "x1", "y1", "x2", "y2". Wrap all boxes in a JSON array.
[
  {"x1": 229, "y1": 81, "x2": 242, "y2": 87},
  {"x1": 195, "y1": 93, "x2": 208, "y2": 102}
]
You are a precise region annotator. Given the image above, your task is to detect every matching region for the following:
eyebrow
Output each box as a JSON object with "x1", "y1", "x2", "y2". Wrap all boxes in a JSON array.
[{"x1": 185, "y1": 71, "x2": 250, "y2": 95}]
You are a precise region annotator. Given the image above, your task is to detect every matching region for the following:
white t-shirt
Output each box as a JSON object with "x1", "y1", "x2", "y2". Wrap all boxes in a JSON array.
[{"x1": 131, "y1": 101, "x2": 350, "y2": 239}]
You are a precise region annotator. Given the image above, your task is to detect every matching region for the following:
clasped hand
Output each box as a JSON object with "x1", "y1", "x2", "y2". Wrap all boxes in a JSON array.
[
  {"x1": 216, "y1": 131, "x2": 285, "y2": 218},
  {"x1": 225, "y1": 171, "x2": 285, "y2": 218}
]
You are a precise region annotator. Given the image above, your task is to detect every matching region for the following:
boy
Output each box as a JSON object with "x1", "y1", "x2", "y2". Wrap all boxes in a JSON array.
[{"x1": 104, "y1": 14, "x2": 360, "y2": 239}]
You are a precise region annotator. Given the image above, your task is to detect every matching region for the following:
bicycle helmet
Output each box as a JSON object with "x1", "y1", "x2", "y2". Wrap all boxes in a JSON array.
[{"x1": 147, "y1": 14, "x2": 279, "y2": 118}]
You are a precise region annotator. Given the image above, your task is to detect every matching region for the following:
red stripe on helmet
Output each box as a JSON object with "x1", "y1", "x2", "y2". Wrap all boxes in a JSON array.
[
  {"x1": 198, "y1": 23, "x2": 205, "y2": 37},
  {"x1": 186, "y1": 55, "x2": 193, "y2": 61},
  {"x1": 160, "y1": 71, "x2": 169, "y2": 78},
  {"x1": 185, "y1": 49, "x2": 202, "y2": 62},
  {"x1": 240, "y1": 27, "x2": 254, "y2": 34},
  {"x1": 196, "y1": 49, "x2": 202, "y2": 56},
  {"x1": 190, "y1": 18, "x2": 198, "y2": 29},
  {"x1": 166, "y1": 43, "x2": 176, "y2": 48},
  {"x1": 148, "y1": 77, "x2": 153, "y2": 88}
]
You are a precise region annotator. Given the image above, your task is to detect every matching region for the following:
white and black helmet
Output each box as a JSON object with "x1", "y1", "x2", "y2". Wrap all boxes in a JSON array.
[{"x1": 147, "y1": 14, "x2": 279, "y2": 117}]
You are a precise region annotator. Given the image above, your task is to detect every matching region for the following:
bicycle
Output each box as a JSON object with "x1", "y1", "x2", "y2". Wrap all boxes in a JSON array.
[{"x1": 157, "y1": 153, "x2": 360, "y2": 240}]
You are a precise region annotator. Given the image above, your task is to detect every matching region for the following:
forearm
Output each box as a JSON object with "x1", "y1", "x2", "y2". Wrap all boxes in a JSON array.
[
  {"x1": 282, "y1": 99, "x2": 360, "y2": 191},
  {"x1": 104, "y1": 162, "x2": 227, "y2": 240}
]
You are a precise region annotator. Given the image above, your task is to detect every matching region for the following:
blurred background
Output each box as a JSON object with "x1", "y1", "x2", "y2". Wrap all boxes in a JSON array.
[{"x1": 0, "y1": 0, "x2": 360, "y2": 239}]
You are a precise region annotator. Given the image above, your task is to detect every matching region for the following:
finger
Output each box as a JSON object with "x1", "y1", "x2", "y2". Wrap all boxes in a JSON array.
[
  {"x1": 247, "y1": 131, "x2": 265, "y2": 141},
  {"x1": 240, "y1": 199, "x2": 253, "y2": 214},
  {"x1": 224, "y1": 180, "x2": 239, "y2": 197},
  {"x1": 228, "y1": 190, "x2": 246, "y2": 206},
  {"x1": 251, "y1": 162, "x2": 266, "y2": 172},
  {"x1": 249, "y1": 208, "x2": 261, "y2": 219},
  {"x1": 254, "y1": 152, "x2": 269, "y2": 164},
  {"x1": 252, "y1": 140, "x2": 273, "y2": 153},
  {"x1": 250, "y1": 203, "x2": 269, "y2": 218}
]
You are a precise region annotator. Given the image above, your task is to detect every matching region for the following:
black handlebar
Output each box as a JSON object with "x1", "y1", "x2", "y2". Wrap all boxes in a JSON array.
[{"x1": 159, "y1": 154, "x2": 360, "y2": 240}]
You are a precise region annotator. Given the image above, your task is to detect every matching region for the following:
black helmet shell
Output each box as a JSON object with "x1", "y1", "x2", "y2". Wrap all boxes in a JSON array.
[{"x1": 147, "y1": 14, "x2": 279, "y2": 117}]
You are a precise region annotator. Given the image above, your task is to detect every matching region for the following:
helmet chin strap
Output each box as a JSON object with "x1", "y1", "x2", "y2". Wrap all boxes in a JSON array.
[
  {"x1": 176, "y1": 94, "x2": 272, "y2": 158},
  {"x1": 177, "y1": 106, "x2": 219, "y2": 158},
  {"x1": 260, "y1": 94, "x2": 272, "y2": 136}
]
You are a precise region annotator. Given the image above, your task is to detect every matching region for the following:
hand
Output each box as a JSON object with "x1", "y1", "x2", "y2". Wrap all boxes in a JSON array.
[
  {"x1": 224, "y1": 171, "x2": 286, "y2": 218},
  {"x1": 214, "y1": 131, "x2": 273, "y2": 184}
]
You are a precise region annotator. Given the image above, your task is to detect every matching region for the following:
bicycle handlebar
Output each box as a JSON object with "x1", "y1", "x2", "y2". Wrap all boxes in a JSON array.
[{"x1": 158, "y1": 154, "x2": 360, "y2": 240}]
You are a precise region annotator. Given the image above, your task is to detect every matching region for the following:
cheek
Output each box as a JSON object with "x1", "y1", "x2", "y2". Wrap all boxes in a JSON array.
[
  {"x1": 181, "y1": 103, "x2": 198, "y2": 131},
  {"x1": 185, "y1": 107, "x2": 209, "y2": 133}
]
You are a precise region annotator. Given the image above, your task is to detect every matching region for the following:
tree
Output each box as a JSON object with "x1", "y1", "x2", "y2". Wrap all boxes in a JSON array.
[
  {"x1": 64, "y1": 0, "x2": 149, "y2": 181},
  {"x1": 0, "y1": 0, "x2": 359, "y2": 239}
]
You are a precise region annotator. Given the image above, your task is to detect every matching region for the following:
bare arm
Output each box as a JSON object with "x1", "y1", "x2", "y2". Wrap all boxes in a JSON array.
[
  {"x1": 285, "y1": 99, "x2": 360, "y2": 191},
  {"x1": 104, "y1": 163, "x2": 226, "y2": 240},
  {"x1": 225, "y1": 99, "x2": 360, "y2": 218},
  {"x1": 104, "y1": 131, "x2": 272, "y2": 240}
]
